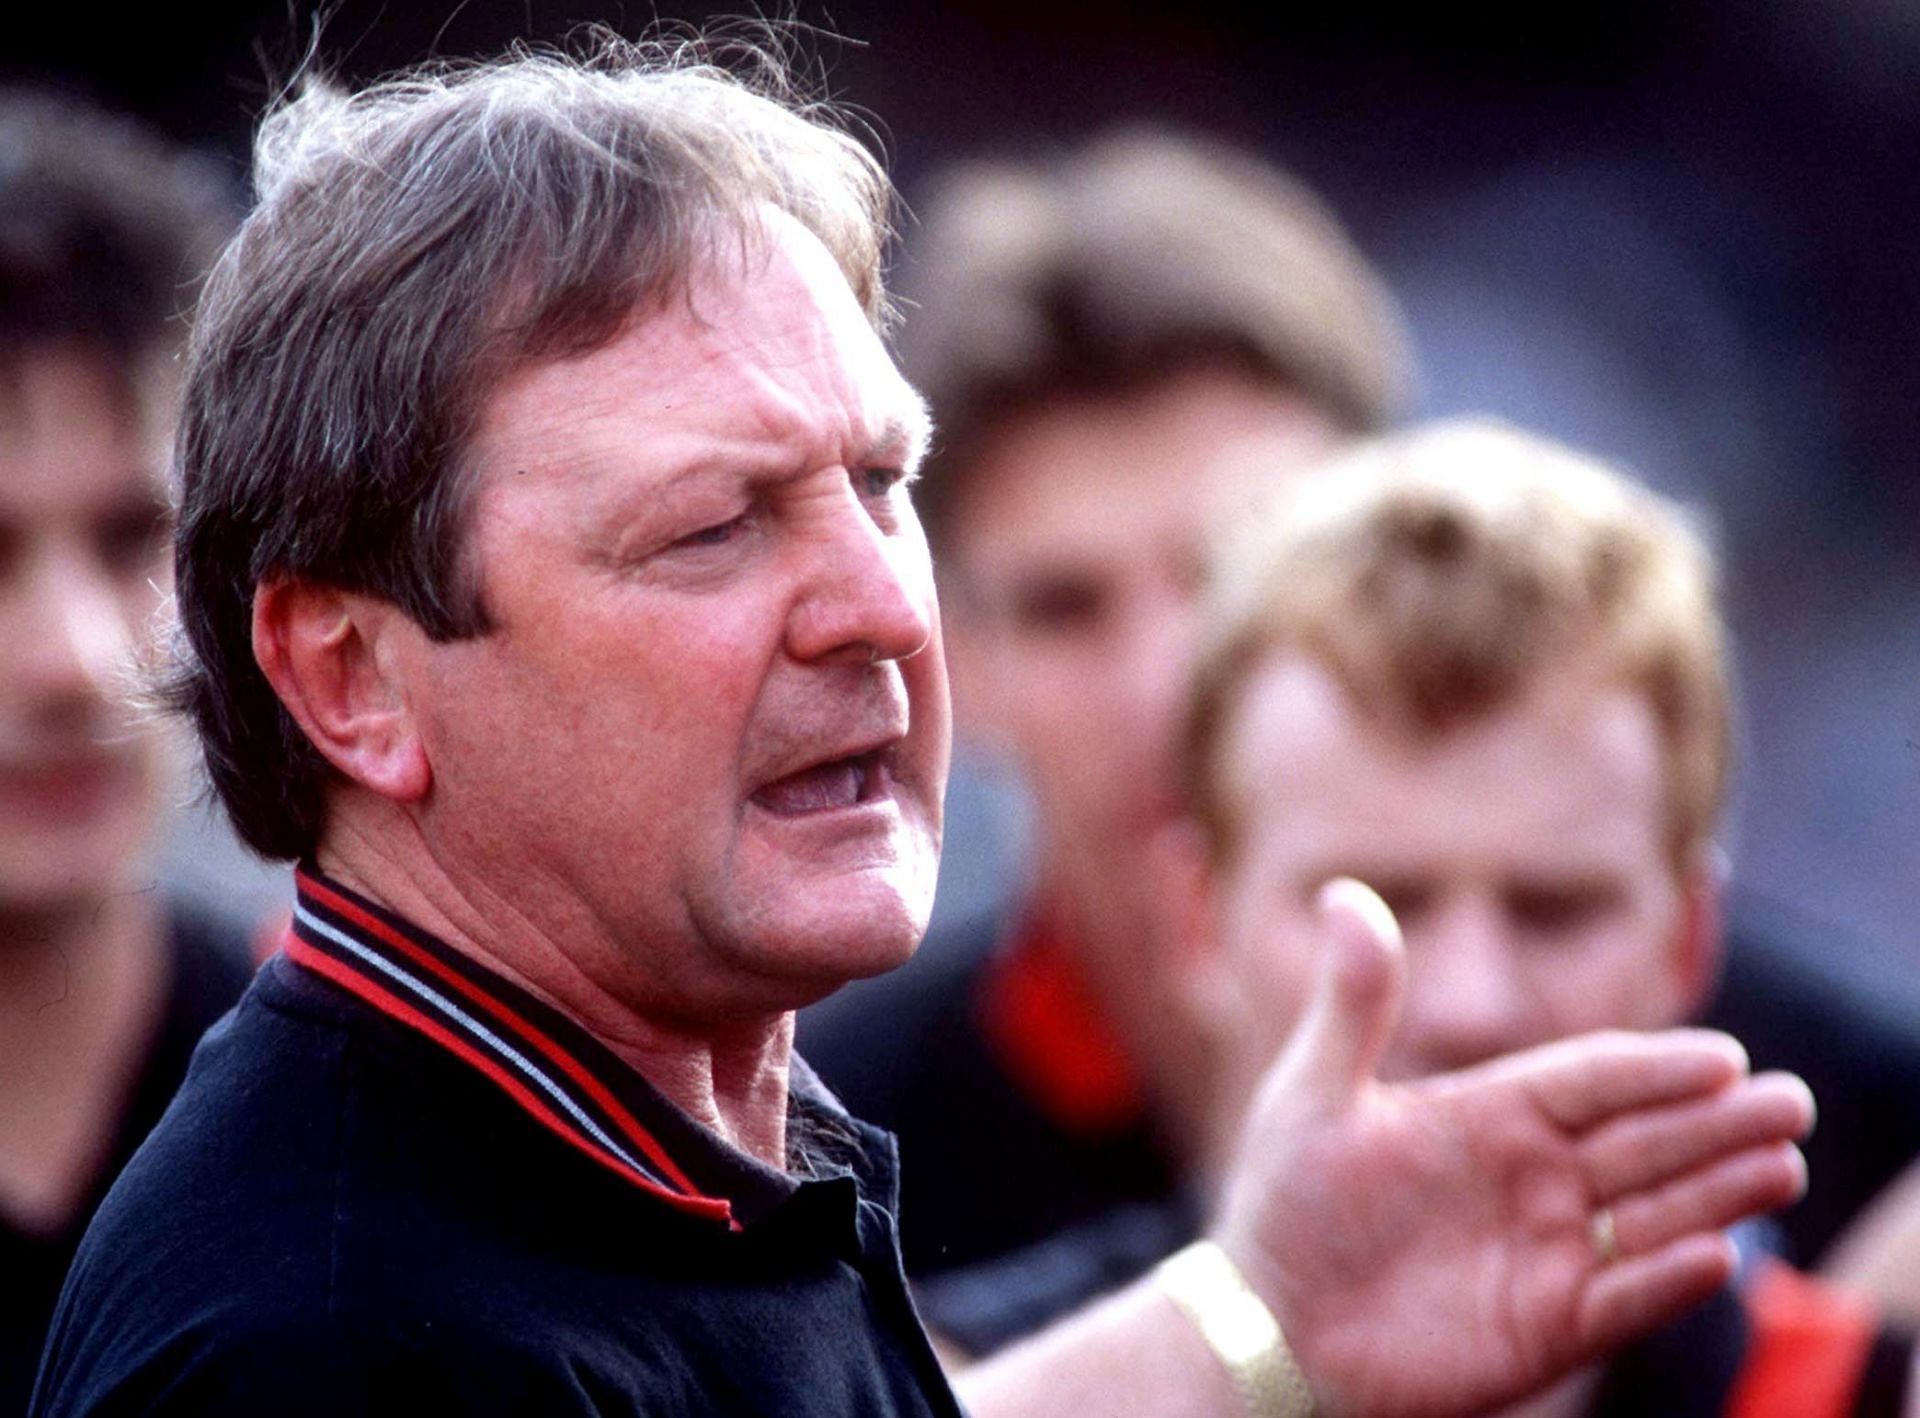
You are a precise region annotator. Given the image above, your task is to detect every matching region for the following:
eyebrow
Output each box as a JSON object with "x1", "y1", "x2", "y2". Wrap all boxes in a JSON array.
[{"x1": 870, "y1": 395, "x2": 935, "y2": 475}]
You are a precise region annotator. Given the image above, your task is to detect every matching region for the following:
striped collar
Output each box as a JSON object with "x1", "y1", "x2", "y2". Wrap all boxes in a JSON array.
[{"x1": 286, "y1": 868, "x2": 736, "y2": 1227}]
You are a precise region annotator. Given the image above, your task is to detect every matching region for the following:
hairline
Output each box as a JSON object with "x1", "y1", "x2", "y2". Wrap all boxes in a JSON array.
[{"x1": 1206, "y1": 632, "x2": 1711, "y2": 877}]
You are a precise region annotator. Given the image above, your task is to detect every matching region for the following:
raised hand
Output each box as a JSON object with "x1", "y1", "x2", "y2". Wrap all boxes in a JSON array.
[{"x1": 1211, "y1": 879, "x2": 1813, "y2": 1418}]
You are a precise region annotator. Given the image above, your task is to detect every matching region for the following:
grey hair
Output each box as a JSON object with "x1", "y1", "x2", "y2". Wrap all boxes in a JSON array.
[{"x1": 163, "y1": 32, "x2": 894, "y2": 861}]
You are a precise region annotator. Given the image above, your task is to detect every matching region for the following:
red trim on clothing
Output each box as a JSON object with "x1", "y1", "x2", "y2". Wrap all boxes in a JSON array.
[
  {"x1": 1726, "y1": 1261, "x2": 1880, "y2": 1418},
  {"x1": 285, "y1": 935, "x2": 732, "y2": 1225},
  {"x1": 975, "y1": 906, "x2": 1147, "y2": 1137},
  {"x1": 297, "y1": 871, "x2": 706, "y2": 1197}
]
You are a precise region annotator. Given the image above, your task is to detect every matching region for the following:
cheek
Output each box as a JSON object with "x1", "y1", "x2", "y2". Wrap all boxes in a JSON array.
[
  {"x1": 1528, "y1": 927, "x2": 1680, "y2": 1033},
  {"x1": 903, "y1": 637, "x2": 952, "y2": 780},
  {"x1": 964, "y1": 644, "x2": 1091, "y2": 763},
  {"x1": 980, "y1": 638, "x2": 1098, "y2": 721},
  {"x1": 1250, "y1": 938, "x2": 1317, "y2": 1019},
  {"x1": 1225, "y1": 894, "x2": 1319, "y2": 1020},
  {"x1": 117, "y1": 566, "x2": 171, "y2": 632},
  {"x1": 1011, "y1": 649, "x2": 1156, "y2": 755}
]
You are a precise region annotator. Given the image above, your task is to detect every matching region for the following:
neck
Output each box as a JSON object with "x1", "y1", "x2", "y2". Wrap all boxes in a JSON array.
[
  {"x1": 317, "y1": 813, "x2": 795, "y2": 1169},
  {"x1": 0, "y1": 887, "x2": 166, "y2": 1040},
  {"x1": 0, "y1": 888, "x2": 169, "y2": 1233},
  {"x1": 1039, "y1": 866, "x2": 1222, "y2": 1166}
]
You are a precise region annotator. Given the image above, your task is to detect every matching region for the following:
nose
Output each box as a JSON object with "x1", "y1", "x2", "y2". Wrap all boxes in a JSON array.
[
  {"x1": 1093, "y1": 576, "x2": 1196, "y2": 802},
  {"x1": 11, "y1": 547, "x2": 134, "y2": 716},
  {"x1": 1393, "y1": 893, "x2": 1537, "y2": 1078},
  {"x1": 784, "y1": 482, "x2": 936, "y2": 668},
  {"x1": 1117, "y1": 579, "x2": 1196, "y2": 735}
]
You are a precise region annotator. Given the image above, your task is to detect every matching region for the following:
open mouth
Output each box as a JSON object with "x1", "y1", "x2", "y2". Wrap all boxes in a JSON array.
[{"x1": 750, "y1": 748, "x2": 891, "y2": 816}]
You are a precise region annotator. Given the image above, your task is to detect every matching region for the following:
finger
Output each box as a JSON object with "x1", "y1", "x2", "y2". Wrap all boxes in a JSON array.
[
  {"x1": 1580, "y1": 1071, "x2": 1815, "y2": 1202},
  {"x1": 1275, "y1": 878, "x2": 1404, "y2": 1106},
  {"x1": 1498, "y1": 1028, "x2": 1750, "y2": 1134},
  {"x1": 1578, "y1": 1231, "x2": 1738, "y2": 1355},
  {"x1": 1609, "y1": 1141, "x2": 1808, "y2": 1256}
]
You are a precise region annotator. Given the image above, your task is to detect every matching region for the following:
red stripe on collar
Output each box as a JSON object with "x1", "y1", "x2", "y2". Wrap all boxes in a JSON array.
[
  {"x1": 297, "y1": 872, "x2": 706, "y2": 1199},
  {"x1": 286, "y1": 872, "x2": 734, "y2": 1226},
  {"x1": 286, "y1": 935, "x2": 730, "y2": 1223}
]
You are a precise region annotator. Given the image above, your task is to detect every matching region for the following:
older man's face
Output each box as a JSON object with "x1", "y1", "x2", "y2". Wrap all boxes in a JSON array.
[
  {"x1": 0, "y1": 349, "x2": 172, "y2": 921},
  {"x1": 401, "y1": 213, "x2": 948, "y2": 1023}
]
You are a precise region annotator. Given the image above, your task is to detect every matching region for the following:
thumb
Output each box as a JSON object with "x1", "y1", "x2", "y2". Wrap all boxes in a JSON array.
[{"x1": 1274, "y1": 877, "x2": 1406, "y2": 1108}]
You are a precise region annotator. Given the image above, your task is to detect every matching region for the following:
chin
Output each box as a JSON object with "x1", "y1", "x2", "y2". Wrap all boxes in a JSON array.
[
  {"x1": 756, "y1": 887, "x2": 932, "y2": 994},
  {"x1": 699, "y1": 930, "x2": 919, "y2": 1024},
  {"x1": 830, "y1": 926, "x2": 925, "y2": 984},
  {"x1": 805, "y1": 906, "x2": 929, "y2": 979},
  {"x1": 0, "y1": 826, "x2": 155, "y2": 908}
]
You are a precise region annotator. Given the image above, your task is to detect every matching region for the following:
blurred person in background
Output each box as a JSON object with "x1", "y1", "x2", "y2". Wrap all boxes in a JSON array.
[
  {"x1": 801, "y1": 126, "x2": 1920, "y2": 1318},
  {"x1": 800, "y1": 126, "x2": 1413, "y2": 1281},
  {"x1": 0, "y1": 90, "x2": 254, "y2": 1414},
  {"x1": 1159, "y1": 421, "x2": 1910, "y2": 1416}
]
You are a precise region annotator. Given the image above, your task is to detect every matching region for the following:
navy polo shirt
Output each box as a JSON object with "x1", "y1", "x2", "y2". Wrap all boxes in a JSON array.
[{"x1": 33, "y1": 870, "x2": 963, "y2": 1417}]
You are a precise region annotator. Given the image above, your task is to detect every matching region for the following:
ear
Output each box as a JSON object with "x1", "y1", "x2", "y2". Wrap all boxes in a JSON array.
[
  {"x1": 1667, "y1": 847, "x2": 1727, "y2": 1022},
  {"x1": 251, "y1": 578, "x2": 432, "y2": 804}
]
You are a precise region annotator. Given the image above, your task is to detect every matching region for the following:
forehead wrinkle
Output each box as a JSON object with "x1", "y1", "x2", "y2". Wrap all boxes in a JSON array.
[
  {"x1": 706, "y1": 214, "x2": 928, "y2": 475},
  {"x1": 693, "y1": 318, "x2": 925, "y2": 482},
  {"x1": 476, "y1": 221, "x2": 925, "y2": 500}
]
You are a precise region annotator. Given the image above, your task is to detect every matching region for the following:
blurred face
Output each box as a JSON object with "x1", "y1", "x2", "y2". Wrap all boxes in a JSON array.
[
  {"x1": 1207, "y1": 652, "x2": 1709, "y2": 1086},
  {"x1": 391, "y1": 214, "x2": 949, "y2": 1024},
  {"x1": 0, "y1": 349, "x2": 172, "y2": 920},
  {"x1": 944, "y1": 368, "x2": 1340, "y2": 940}
]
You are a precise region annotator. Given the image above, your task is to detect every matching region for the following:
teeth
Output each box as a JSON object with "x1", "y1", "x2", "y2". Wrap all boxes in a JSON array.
[{"x1": 755, "y1": 758, "x2": 864, "y2": 814}]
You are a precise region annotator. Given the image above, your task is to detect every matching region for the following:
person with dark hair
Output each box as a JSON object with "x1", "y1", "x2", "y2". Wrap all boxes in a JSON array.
[
  {"x1": 34, "y1": 42, "x2": 1810, "y2": 1418},
  {"x1": 0, "y1": 90, "x2": 254, "y2": 1416},
  {"x1": 800, "y1": 127, "x2": 1920, "y2": 1356},
  {"x1": 802, "y1": 127, "x2": 1412, "y2": 1281}
]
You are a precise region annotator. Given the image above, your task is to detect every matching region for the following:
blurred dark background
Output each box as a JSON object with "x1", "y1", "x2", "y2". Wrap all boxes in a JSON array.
[{"x1": 10, "y1": 1, "x2": 1920, "y2": 971}]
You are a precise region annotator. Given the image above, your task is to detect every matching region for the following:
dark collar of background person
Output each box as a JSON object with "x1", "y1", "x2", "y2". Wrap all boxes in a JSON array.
[
  {"x1": 973, "y1": 899, "x2": 1149, "y2": 1139},
  {"x1": 0, "y1": 901, "x2": 255, "y2": 1418},
  {"x1": 1587, "y1": 1260, "x2": 1915, "y2": 1418}
]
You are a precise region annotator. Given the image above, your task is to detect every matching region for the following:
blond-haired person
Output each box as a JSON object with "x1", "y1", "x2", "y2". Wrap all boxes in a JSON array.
[{"x1": 1165, "y1": 421, "x2": 1907, "y2": 1417}]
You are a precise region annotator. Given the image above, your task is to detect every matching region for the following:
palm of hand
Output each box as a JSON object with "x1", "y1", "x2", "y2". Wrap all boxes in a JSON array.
[
  {"x1": 1211, "y1": 883, "x2": 1809, "y2": 1418},
  {"x1": 1227, "y1": 1071, "x2": 1618, "y2": 1417}
]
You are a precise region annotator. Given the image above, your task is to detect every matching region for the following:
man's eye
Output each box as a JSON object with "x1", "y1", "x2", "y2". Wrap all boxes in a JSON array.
[
  {"x1": 673, "y1": 515, "x2": 746, "y2": 550},
  {"x1": 1008, "y1": 576, "x2": 1107, "y2": 633},
  {"x1": 97, "y1": 507, "x2": 170, "y2": 575},
  {"x1": 857, "y1": 466, "x2": 909, "y2": 498},
  {"x1": 1365, "y1": 880, "x2": 1435, "y2": 927},
  {"x1": 1508, "y1": 884, "x2": 1617, "y2": 935}
]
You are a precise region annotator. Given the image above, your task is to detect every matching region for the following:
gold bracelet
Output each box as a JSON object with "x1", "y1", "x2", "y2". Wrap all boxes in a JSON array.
[{"x1": 1153, "y1": 1240, "x2": 1316, "y2": 1418}]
